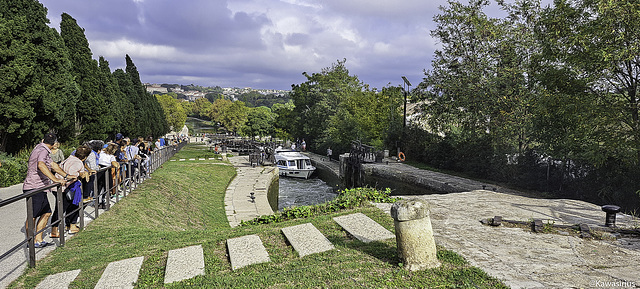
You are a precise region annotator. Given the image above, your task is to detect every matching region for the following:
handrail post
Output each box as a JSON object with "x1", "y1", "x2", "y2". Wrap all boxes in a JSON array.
[
  {"x1": 94, "y1": 172, "x2": 99, "y2": 219},
  {"x1": 57, "y1": 185, "x2": 65, "y2": 247},
  {"x1": 79, "y1": 183, "x2": 85, "y2": 230},
  {"x1": 26, "y1": 195, "x2": 36, "y2": 268},
  {"x1": 106, "y1": 168, "x2": 111, "y2": 211}
]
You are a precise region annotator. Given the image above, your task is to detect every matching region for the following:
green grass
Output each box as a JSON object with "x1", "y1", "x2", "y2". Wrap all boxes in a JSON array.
[{"x1": 9, "y1": 144, "x2": 507, "y2": 289}]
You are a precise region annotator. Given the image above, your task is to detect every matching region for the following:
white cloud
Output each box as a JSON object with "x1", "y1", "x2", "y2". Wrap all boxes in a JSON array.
[{"x1": 91, "y1": 38, "x2": 179, "y2": 60}]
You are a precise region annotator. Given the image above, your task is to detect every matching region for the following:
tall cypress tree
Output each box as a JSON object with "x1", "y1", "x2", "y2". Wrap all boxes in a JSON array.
[
  {"x1": 112, "y1": 68, "x2": 137, "y2": 137},
  {"x1": 124, "y1": 54, "x2": 168, "y2": 137},
  {"x1": 0, "y1": 0, "x2": 78, "y2": 153},
  {"x1": 97, "y1": 57, "x2": 127, "y2": 138},
  {"x1": 60, "y1": 13, "x2": 110, "y2": 141}
]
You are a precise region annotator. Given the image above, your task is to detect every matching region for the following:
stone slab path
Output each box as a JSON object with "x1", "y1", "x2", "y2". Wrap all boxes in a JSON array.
[
  {"x1": 164, "y1": 245, "x2": 205, "y2": 284},
  {"x1": 225, "y1": 155, "x2": 277, "y2": 227},
  {"x1": 374, "y1": 190, "x2": 640, "y2": 289},
  {"x1": 227, "y1": 234, "x2": 270, "y2": 270},
  {"x1": 333, "y1": 213, "x2": 395, "y2": 243},
  {"x1": 35, "y1": 269, "x2": 80, "y2": 289},
  {"x1": 281, "y1": 223, "x2": 335, "y2": 257},
  {"x1": 94, "y1": 256, "x2": 144, "y2": 289}
]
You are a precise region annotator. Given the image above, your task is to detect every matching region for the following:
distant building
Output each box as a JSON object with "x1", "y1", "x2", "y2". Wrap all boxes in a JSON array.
[{"x1": 146, "y1": 84, "x2": 168, "y2": 94}]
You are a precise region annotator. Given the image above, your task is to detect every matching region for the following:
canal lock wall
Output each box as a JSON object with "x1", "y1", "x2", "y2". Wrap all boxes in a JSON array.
[{"x1": 308, "y1": 152, "x2": 505, "y2": 196}]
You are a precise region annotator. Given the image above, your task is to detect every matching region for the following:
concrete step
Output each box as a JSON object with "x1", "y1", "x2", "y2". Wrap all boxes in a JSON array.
[
  {"x1": 227, "y1": 234, "x2": 271, "y2": 270},
  {"x1": 333, "y1": 213, "x2": 395, "y2": 243},
  {"x1": 164, "y1": 245, "x2": 205, "y2": 284},
  {"x1": 94, "y1": 256, "x2": 144, "y2": 289},
  {"x1": 281, "y1": 223, "x2": 334, "y2": 257},
  {"x1": 35, "y1": 269, "x2": 80, "y2": 289}
]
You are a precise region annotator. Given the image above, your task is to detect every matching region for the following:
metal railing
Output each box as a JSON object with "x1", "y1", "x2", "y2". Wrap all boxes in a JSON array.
[{"x1": 0, "y1": 141, "x2": 185, "y2": 268}]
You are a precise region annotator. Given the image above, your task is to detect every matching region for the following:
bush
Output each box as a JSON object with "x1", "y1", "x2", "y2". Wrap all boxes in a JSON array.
[
  {"x1": 0, "y1": 150, "x2": 29, "y2": 187},
  {"x1": 240, "y1": 187, "x2": 398, "y2": 226}
]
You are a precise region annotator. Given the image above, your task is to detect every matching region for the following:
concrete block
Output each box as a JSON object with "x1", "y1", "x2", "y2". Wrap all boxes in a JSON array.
[
  {"x1": 281, "y1": 223, "x2": 334, "y2": 257},
  {"x1": 164, "y1": 245, "x2": 205, "y2": 284},
  {"x1": 227, "y1": 235, "x2": 270, "y2": 270},
  {"x1": 333, "y1": 213, "x2": 395, "y2": 243},
  {"x1": 35, "y1": 269, "x2": 80, "y2": 289},
  {"x1": 94, "y1": 256, "x2": 144, "y2": 289}
]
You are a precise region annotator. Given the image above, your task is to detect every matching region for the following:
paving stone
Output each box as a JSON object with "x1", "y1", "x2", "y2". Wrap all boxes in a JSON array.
[
  {"x1": 94, "y1": 256, "x2": 144, "y2": 289},
  {"x1": 164, "y1": 245, "x2": 205, "y2": 284},
  {"x1": 35, "y1": 269, "x2": 80, "y2": 289},
  {"x1": 333, "y1": 213, "x2": 395, "y2": 243},
  {"x1": 227, "y1": 235, "x2": 271, "y2": 270},
  {"x1": 281, "y1": 223, "x2": 334, "y2": 257}
]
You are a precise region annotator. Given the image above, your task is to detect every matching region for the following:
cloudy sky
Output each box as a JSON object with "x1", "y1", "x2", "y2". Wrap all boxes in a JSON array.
[{"x1": 38, "y1": 0, "x2": 518, "y2": 91}]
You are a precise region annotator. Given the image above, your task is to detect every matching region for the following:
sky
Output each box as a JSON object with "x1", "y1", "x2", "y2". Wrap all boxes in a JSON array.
[{"x1": 37, "y1": 0, "x2": 543, "y2": 91}]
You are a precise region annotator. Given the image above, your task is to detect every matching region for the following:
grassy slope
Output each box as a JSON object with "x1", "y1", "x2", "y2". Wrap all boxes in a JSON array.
[{"x1": 10, "y1": 145, "x2": 507, "y2": 289}]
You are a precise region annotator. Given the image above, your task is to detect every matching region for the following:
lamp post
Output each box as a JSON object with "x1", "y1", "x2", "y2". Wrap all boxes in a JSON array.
[{"x1": 401, "y1": 76, "x2": 411, "y2": 128}]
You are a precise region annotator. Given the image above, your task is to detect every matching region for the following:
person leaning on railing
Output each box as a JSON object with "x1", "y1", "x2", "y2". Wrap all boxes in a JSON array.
[
  {"x1": 23, "y1": 133, "x2": 66, "y2": 248},
  {"x1": 50, "y1": 145, "x2": 92, "y2": 237},
  {"x1": 99, "y1": 143, "x2": 120, "y2": 201}
]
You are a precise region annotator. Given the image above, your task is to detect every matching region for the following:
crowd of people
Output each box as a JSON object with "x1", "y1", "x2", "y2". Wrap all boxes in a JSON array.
[{"x1": 22, "y1": 132, "x2": 173, "y2": 248}]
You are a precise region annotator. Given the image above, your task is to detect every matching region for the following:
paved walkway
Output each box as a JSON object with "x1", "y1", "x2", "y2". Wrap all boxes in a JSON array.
[
  {"x1": 225, "y1": 155, "x2": 278, "y2": 227},
  {"x1": 375, "y1": 191, "x2": 640, "y2": 289}
]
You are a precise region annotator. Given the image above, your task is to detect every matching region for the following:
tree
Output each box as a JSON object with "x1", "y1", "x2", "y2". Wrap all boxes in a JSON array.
[
  {"x1": 209, "y1": 99, "x2": 248, "y2": 134},
  {"x1": 60, "y1": 13, "x2": 111, "y2": 141},
  {"x1": 418, "y1": 0, "x2": 541, "y2": 154},
  {"x1": 290, "y1": 59, "x2": 363, "y2": 149},
  {"x1": 0, "y1": 0, "x2": 78, "y2": 153},
  {"x1": 242, "y1": 106, "x2": 275, "y2": 138},
  {"x1": 97, "y1": 57, "x2": 124, "y2": 138},
  {"x1": 272, "y1": 100, "x2": 295, "y2": 140},
  {"x1": 156, "y1": 94, "x2": 186, "y2": 133},
  {"x1": 539, "y1": 0, "x2": 640, "y2": 166},
  {"x1": 192, "y1": 97, "x2": 212, "y2": 120}
]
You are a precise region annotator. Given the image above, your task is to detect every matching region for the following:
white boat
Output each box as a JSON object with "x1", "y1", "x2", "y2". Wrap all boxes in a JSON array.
[{"x1": 274, "y1": 149, "x2": 315, "y2": 179}]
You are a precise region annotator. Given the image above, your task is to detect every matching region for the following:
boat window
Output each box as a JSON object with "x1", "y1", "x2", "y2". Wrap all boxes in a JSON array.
[
  {"x1": 288, "y1": 160, "x2": 296, "y2": 167},
  {"x1": 278, "y1": 160, "x2": 286, "y2": 166},
  {"x1": 305, "y1": 160, "x2": 311, "y2": 166}
]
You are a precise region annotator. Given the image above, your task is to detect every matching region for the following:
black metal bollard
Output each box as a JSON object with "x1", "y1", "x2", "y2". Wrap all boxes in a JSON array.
[{"x1": 601, "y1": 205, "x2": 621, "y2": 227}]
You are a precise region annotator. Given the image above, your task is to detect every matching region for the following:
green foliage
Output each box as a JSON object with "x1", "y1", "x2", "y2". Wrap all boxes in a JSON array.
[
  {"x1": 289, "y1": 59, "x2": 403, "y2": 154},
  {"x1": 155, "y1": 94, "x2": 187, "y2": 133},
  {"x1": 238, "y1": 90, "x2": 290, "y2": 108},
  {"x1": 0, "y1": 0, "x2": 79, "y2": 153},
  {"x1": 241, "y1": 106, "x2": 275, "y2": 138},
  {"x1": 209, "y1": 98, "x2": 248, "y2": 134},
  {"x1": 240, "y1": 187, "x2": 398, "y2": 226},
  {"x1": 60, "y1": 13, "x2": 112, "y2": 141},
  {"x1": 0, "y1": 151, "x2": 28, "y2": 187}
]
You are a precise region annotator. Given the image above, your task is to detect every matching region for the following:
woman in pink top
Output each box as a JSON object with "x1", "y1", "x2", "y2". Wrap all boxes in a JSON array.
[{"x1": 50, "y1": 145, "x2": 91, "y2": 237}]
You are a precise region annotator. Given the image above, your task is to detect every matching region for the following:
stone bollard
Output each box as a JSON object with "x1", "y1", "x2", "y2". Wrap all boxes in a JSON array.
[{"x1": 390, "y1": 199, "x2": 440, "y2": 271}]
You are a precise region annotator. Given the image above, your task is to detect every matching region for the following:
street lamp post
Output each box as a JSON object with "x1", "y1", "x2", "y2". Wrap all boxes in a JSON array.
[{"x1": 401, "y1": 76, "x2": 411, "y2": 128}]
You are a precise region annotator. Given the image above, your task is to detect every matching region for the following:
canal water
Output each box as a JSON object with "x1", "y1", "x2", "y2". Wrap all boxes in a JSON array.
[{"x1": 278, "y1": 176, "x2": 337, "y2": 211}]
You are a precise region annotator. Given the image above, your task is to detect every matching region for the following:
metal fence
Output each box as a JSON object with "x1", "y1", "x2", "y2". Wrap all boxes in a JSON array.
[{"x1": 0, "y1": 141, "x2": 185, "y2": 268}]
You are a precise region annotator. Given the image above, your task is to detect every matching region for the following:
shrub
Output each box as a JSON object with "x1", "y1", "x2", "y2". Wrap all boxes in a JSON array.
[{"x1": 239, "y1": 187, "x2": 398, "y2": 226}]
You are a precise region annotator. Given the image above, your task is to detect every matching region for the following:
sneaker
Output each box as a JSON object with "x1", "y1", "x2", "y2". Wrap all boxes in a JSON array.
[
  {"x1": 82, "y1": 197, "x2": 93, "y2": 203},
  {"x1": 34, "y1": 241, "x2": 51, "y2": 248}
]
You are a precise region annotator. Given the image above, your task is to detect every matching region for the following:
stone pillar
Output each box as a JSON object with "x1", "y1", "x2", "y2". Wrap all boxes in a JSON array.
[{"x1": 390, "y1": 199, "x2": 440, "y2": 271}]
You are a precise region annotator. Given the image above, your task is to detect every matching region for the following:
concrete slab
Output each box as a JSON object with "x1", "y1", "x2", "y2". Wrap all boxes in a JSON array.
[
  {"x1": 227, "y1": 235, "x2": 270, "y2": 270},
  {"x1": 35, "y1": 269, "x2": 80, "y2": 289},
  {"x1": 374, "y1": 191, "x2": 640, "y2": 289},
  {"x1": 281, "y1": 223, "x2": 334, "y2": 257},
  {"x1": 94, "y1": 256, "x2": 144, "y2": 289},
  {"x1": 333, "y1": 213, "x2": 395, "y2": 243},
  {"x1": 164, "y1": 245, "x2": 205, "y2": 284}
]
